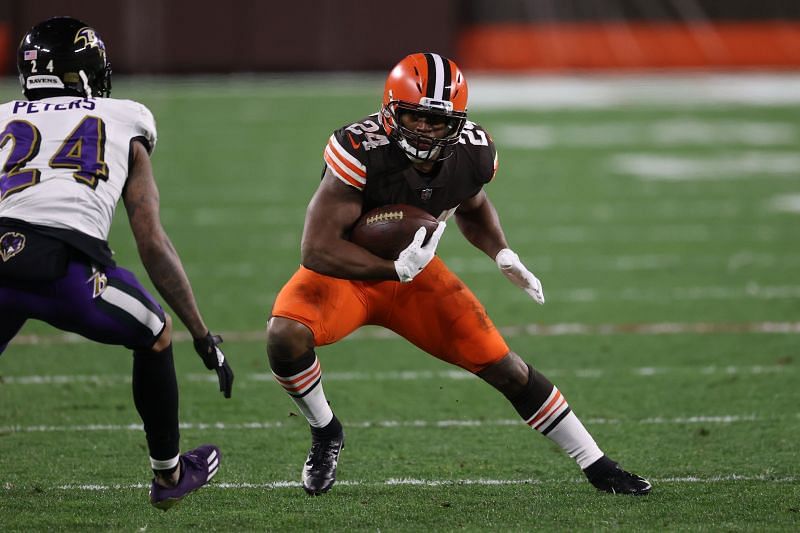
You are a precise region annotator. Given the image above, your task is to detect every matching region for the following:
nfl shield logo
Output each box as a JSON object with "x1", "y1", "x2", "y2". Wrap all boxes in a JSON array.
[
  {"x1": 24, "y1": 50, "x2": 38, "y2": 61},
  {"x1": 420, "y1": 188, "x2": 433, "y2": 201}
]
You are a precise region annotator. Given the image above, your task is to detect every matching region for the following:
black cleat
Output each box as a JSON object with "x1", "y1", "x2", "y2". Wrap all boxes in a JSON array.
[
  {"x1": 302, "y1": 431, "x2": 344, "y2": 495},
  {"x1": 583, "y1": 456, "x2": 652, "y2": 495}
]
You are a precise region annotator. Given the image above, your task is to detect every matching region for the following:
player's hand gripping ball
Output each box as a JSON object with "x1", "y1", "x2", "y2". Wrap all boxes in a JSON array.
[{"x1": 350, "y1": 204, "x2": 439, "y2": 260}]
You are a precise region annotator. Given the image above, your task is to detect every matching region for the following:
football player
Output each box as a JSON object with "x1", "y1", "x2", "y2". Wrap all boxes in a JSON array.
[
  {"x1": 0, "y1": 17, "x2": 233, "y2": 510},
  {"x1": 267, "y1": 53, "x2": 651, "y2": 495}
]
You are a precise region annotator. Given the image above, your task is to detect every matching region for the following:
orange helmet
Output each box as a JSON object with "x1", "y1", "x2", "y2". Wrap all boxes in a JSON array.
[{"x1": 380, "y1": 52, "x2": 468, "y2": 163}]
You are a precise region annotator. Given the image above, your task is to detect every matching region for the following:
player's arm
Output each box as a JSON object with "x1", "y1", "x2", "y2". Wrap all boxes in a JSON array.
[
  {"x1": 454, "y1": 189, "x2": 508, "y2": 259},
  {"x1": 123, "y1": 140, "x2": 208, "y2": 337},
  {"x1": 456, "y1": 190, "x2": 545, "y2": 304},
  {"x1": 301, "y1": 169, "x2": 401, "y2": 280},
  {"x1": 123, "y1": 140, "x2": 234, "y2": 396}
]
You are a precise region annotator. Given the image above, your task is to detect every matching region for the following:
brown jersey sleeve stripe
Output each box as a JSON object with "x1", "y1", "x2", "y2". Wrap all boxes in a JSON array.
[
  {"x1": 324, "y1": 135, "x2": 367, "y2": 190},
  {"x1": 327, "y1": 136, "x2": 366, "y2": 178},
  {"x1": 324, "y1": 149, "x2": 365, "y2": 190}
]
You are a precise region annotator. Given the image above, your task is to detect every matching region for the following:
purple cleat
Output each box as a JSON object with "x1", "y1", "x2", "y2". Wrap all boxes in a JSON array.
[{"x1": 149, "y1": 444, "x2": 221, "y2": 510}]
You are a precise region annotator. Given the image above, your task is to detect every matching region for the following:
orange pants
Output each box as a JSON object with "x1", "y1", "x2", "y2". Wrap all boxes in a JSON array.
[{"x1": 271, "y1": 257, "x2": 510, "y2": 373}]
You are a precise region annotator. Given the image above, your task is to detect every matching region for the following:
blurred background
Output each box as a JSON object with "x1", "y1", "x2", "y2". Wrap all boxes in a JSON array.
[
  {"x1": 1, "y1": 0, "x2": 798, "y2": 330},
  {"x1": 1, "y1": 0, "x2": 798, "y2": 332},
  {"x1": 2, "y1": 0, "x2": 800, "y2": 74}
]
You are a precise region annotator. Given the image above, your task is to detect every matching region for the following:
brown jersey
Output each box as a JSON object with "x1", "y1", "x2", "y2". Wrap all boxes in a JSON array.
[{"x1": 322, "y1": 113, "x2": 498, "y2": 219}]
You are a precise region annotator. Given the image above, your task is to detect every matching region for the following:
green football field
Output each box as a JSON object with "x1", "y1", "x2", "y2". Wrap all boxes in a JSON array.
[{"x1": 0, "y1": 76, "x2": 799, "y2": 531}]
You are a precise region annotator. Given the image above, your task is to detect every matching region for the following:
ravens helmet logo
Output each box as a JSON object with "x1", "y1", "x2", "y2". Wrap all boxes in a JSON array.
[{"x1": 74, "y1": 27, "x2": 103, "y2": 51}]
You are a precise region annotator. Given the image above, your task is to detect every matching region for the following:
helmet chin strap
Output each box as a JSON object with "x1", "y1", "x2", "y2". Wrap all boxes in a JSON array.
[{"x1": 78, "y1": 70, "x2": 93, "y2": 97}]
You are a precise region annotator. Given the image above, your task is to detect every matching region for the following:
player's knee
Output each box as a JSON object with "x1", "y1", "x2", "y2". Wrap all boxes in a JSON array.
[
  {"x1": 477, "y1": 351, "x2": 530, "y2": 398},
  {"x1": 266, "y1": 316, "x2": 314, "y2": 360},
  {"x1": 151, "y1": 313, "x2": 173, "y2": 352}
]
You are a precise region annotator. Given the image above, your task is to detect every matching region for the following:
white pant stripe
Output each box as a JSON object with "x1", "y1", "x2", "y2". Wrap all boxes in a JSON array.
[{"x1": 100, "y1": 286, "x2": 163, "y2": 336}]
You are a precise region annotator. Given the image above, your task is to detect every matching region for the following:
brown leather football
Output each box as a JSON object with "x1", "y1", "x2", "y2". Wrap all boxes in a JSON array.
[{"x1": 350, "y1": 204, "x2": 439, "y2": 260}]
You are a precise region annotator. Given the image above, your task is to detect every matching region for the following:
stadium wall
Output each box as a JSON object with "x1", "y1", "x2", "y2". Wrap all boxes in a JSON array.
[
  {"x1": 1, "y1": 0, "x2": 456, "y2": 74},
  {"x1": 2, "y1": 0, "x2": 800, "y2": 74},
  {"x1": 458, "y1": 0, "x2": 800, "y2": 71}
]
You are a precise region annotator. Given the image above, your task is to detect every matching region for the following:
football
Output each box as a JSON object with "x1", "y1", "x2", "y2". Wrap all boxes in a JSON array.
[{"x1": 350, "y1": 204, "x2": 439, "y2": 260}]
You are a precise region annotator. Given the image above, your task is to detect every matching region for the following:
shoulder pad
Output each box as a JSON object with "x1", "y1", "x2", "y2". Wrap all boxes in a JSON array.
[
  {"x1": 323, "y1": 115, "x2": 389, "y2": 190},
  {"x1": 458, "y1": 121, "x2": 497, "y2": 183},
  {"x1": 112, "y1": 99, "x2": 157, "y2": 154},
  {"x1": 132, "y1": 101, "x2": 157, "y2": 154},
  {"x1": 342, "y1": 114, "x2": 391, "y2": 153}
]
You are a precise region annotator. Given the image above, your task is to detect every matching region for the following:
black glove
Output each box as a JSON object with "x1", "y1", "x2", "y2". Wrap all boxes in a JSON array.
[{"x1": 193, "y1": 332, "x2": 234, "y2": 398}]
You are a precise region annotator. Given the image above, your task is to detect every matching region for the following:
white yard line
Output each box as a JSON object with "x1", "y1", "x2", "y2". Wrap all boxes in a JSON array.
[
  {"x1": 0, "y1": 413, "x2": 792, "y2": 435},
  {"x1": 469, "y1": 73, "x2": 800, "y2": 109},
  {"x1": 769, "y1": 194, "x2": 800, "y2": 214},
  {"x1": 14, "y1": 473, "x2": 794, "y2": 493},
  {"x1": 611, "y1": 151, "x2": 800, "y2": 180},
  {"x1": 9, "y1": 320, "x2": 800, "y2": 348},
  {"x1": 494, "y1": 120, "x2": 796, "y2": 149},
  {"x1": 3, "y1": 364, "x2": 793, "y2": 386},
  {"x1": 2, "y1": 375, "x2": 133, "y2": 385}
]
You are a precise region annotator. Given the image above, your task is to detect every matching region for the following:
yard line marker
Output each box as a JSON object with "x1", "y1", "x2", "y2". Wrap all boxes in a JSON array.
[
  {"x1": 611, "y1": 151, "x2": 800, "y2": 180},
  {"x1": 769, "y1": 194, "x2": 800, "y2": 214},
  {"x1": 0, "y1": 413, "x2": 792, "y2": 435},
  {"x1": 493, "y1": 120, "x2": 796, "y2": 149},
  {"x1": 2, "y1": 375, "x2": 132, "y2": 385},
  {"x1": 10, "y1": 320, "x2": 800, "y2": 347},
  {"x1": 469, "y1": 74, "x2": 800, "y2": 109},
  {"x1": 24, "y1": 473, "x2": 796, "y2": 493},
  {"x1": 3, "y1": 363, "x2": 793, "y2": 386}
]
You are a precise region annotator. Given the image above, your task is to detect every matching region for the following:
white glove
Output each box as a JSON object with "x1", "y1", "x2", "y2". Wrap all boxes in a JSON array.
[
  {"x1": 495, "y1": 248, "x2": 545, "y2": 304},
  {"x1": 394, "y1": 222, "x2": 447, "y2": 283}
]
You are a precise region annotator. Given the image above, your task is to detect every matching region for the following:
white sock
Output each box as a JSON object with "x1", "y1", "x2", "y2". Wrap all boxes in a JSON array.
[
  {"x1": 150, "y1": 453, "x2": 179, "y2": 471},
  {"x1": 272, "y1": 357, "x2": 333, "y2": 428},
  {"x1": 543, "y1": 411, "x2": 604, "y2": 469},
  {"x1": 525, "y1": 386, "x2": 603, "y2": 469}
]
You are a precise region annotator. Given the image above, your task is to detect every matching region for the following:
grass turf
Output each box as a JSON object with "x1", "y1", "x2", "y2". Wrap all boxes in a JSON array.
[{"x1": 1, "y1": 76, "x2": 799, "y2": 531}]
